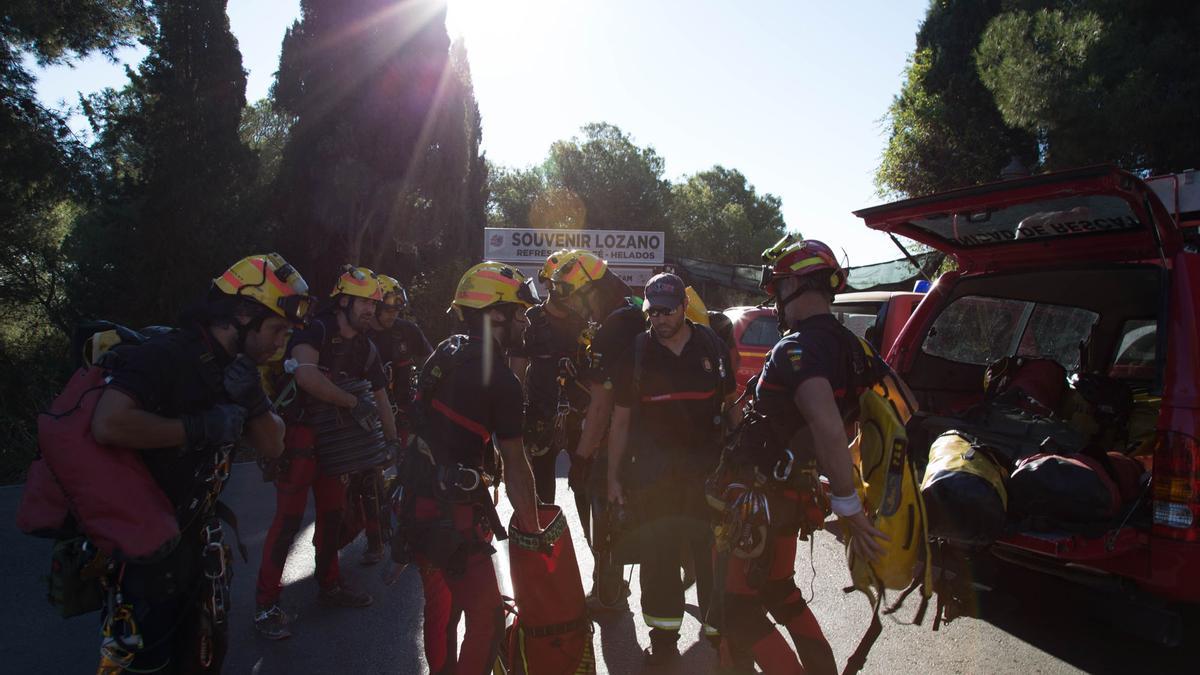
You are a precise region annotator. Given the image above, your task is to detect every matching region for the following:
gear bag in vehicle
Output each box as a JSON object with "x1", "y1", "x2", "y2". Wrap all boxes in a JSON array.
[{"x1": 921, "y1": 431, "x2": 1008, "y2": 547}]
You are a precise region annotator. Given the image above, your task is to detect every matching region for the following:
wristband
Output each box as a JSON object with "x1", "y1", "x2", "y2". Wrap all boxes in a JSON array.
[{"x1": 830, "y1": 492, "x2": 863, "y2": 517}]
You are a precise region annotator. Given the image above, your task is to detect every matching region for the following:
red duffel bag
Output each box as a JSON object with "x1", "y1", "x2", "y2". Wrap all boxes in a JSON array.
[
  {"x1": 15, "y1": 365, "x2": 180, "y2": 561},
  {"x1": 1008, "y1": 452, "x2": 1120, "y2": 524},
  {"x1": 505, "y1": 504, "x2": 595, "y2": 675}
]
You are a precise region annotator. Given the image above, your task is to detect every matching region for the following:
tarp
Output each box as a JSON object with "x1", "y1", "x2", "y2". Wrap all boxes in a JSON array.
[{"x1": 670, "y1": 251, "x2": 944, "y2": 295}]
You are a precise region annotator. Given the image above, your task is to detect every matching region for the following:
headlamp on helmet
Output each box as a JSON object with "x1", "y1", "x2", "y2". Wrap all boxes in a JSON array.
[{"x1": 213, "y1": 253, "x2": 314, "y2": 325}]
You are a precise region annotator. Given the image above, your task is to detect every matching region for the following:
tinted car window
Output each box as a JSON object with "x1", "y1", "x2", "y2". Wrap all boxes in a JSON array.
[
  {"x1": 742, "y1": 316, "x2": 781, "y2": 348},
  {"x1": 832, "y1": 302, "x2": 882, "y2": 342},
  {"x1": 923, "y1": 295, "x2": 1097, "y2": 370}
]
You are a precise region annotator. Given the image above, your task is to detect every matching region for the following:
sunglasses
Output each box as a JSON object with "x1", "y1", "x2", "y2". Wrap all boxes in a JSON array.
[{"x1": 646, "y1": 306, "x2": 679, "y2": 318}]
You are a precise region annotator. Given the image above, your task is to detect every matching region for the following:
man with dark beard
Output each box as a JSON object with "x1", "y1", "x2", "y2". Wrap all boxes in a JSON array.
[
  {"x1": 338, "y1": 274, "x2": 432, "y2": 565},
  {"x1": 606, "y1": 273, "x2": 737, "y2": 665},
  {"x1": 254, "y1": 266, "x2": 399, "y2": 640}
]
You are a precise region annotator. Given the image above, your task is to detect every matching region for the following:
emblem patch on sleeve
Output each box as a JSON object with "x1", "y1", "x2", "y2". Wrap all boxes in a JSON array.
[{"x1": 787, "y1": 347, "x2": 804, "y2": 370}]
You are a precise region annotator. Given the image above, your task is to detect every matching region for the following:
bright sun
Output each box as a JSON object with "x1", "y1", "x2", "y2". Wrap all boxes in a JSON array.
[{"x1": 446, "y1": 0, "x2": 565, "y2": 44}]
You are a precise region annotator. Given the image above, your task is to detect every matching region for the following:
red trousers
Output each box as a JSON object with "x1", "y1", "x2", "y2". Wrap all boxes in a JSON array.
[
  {"x1": 415, "y1": 497, "x2": 504, "y2": 675},
  {"x1": 721, "y1": 535, "x2": 836, "y2": 675},
  {"x1": 255, "y1": 453, "x2": 346, "y2": 606}
]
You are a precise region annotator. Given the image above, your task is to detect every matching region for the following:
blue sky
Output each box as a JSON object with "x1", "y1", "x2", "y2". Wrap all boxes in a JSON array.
[{"x1": 33, "y1": 0, "x2": 930, "y2": 265}]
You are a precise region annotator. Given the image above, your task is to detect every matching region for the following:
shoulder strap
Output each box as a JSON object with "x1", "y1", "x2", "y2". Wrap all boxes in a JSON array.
[
  {"x1": 692, "y1": 323, "x2": 728, "y2": 402},
  {"x1": 632, "y1": 329, "x2": 651, "y2": 401}
]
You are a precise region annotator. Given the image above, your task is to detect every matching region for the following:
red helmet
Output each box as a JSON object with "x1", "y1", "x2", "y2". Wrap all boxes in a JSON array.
[{"x1": 759, "y1": 236, "x2": 846, "y2": 298}]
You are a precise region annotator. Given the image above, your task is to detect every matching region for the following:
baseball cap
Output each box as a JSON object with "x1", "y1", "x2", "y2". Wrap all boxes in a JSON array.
[{"x1": 644, "y1": 273, "x2": 686, "y2": 311}]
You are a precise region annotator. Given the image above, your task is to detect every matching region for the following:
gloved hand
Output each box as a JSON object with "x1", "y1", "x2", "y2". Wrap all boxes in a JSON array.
[
  {"x1": 568, "y1": 453, "x2": 592, "y2": 492},
  {"x1": 223, "y1": 354, "x2": 272, "y2": 418},
  {"x1": 182, "y1": 404, "x2": 247, "y2": 452},
  {"x1": 350, "y1": 396, "x2": 378, "y2": 431}
]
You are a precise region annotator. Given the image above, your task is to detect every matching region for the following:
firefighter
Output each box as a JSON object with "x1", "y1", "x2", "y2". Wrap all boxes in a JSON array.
[
  {"x1": 716, "y1": 237, "x2": 887, "y2": 674},
  {"x1": 404, "y1": 261, "x2": 542, "y2": 674},
  {"x1": 605, "y1": 273, "x2": 738, "y2": 665},
  {"x1": 548, "y1": 250, "x2": 645, "y2": 611},
  {"x1": 90, "y1": 254, "x2": 311, "y2": 672},
  {"x1": 511, "y1": 250, "x2": 591, "y2": 507},
  {"x1": 338, "y1": 274, "x2": 432, "y2": 565},
  {"x1": 254, "y1": 266, "x2": 400, "y2": 640}
]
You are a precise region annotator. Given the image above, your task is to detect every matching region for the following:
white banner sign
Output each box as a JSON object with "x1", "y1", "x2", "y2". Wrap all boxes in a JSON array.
[{"x1": 484, "y1": 227, "x2": 665, "y2": 265}]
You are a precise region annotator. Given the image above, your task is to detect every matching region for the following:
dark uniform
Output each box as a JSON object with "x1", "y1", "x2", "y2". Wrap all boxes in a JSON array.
[
  {"x1": 413, "y1": 334, "x2": 524, "y2": 674},
  {"x1": 580, "y1": 302, "x2": 645, "y2": 596},
  {"x1": 517, "y1": 303, "x2": 590, "y2": 505},
  {"x1": 106, "y1": 326, "x2": 242, "y2": 673},
  {"x1": 339, "y1": 319, "x2": 433, "y2": 553},
  {"x1": 613, "y1": 320, "x2": 734, "y2": 647},
  {"x1": 721, "y1": 313, "x2": 859, "y2": 674},
  {"x1": 255, "y1": 313, "x2": 387, "y2": 607},
  {"x1": 375, "y1": 318, "x2": 434, "y2": 434}
]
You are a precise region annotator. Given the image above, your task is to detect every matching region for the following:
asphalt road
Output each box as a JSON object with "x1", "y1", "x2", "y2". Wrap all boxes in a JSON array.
[{"x1": 2, "y1": 456, "x2": 1195, "y2": 674}]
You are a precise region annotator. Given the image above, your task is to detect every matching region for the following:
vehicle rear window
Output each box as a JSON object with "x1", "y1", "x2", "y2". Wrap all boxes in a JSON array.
[
  {"x1": 1110, "y1": 319, "x2": 1157, "y2": 379},
  {"x1": 908, "y1": 195, "x2": 1142, "y2": 249},
  {"x1": 742, "y1": 316, "x2": 780, "y2": 348},
  {"x1": 923, "y1": 295, "x2": 1098, "y2": 370},
  {"x1": 832, "y1": 303, "x2": 881, "y2": 341}
]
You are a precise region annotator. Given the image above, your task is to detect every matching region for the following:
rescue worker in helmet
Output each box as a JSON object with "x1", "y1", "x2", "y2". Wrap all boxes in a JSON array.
[
  {"x1": 90, "y1": 254, "x2": 311, "y2": 673},
  {"x1": 510, "y1": 250, "x2": 591, "y2": 508},
  {"x1": 254, "y1": 266, "x2": 400, "y2": 639},
  {"x1": 606, "y1": 273, "x2": 739, "y2": 665},
  {"x1": 716, "y1": 236, "x2": 887, "y2": 674},
  {"x1": 407, "y1": 261, "x2": 542, "y2": 674},
  {"x1": 337, "y1": 274, "x2": 432, "y2": 565},
  {"x1": 548, "y1": 250, "x2": 645, "y2": 611}
]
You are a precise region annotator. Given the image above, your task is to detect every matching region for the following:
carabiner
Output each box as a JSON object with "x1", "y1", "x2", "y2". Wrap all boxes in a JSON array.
[{"x1": 773, "y1": 449, "x2": 795, "y2": 482}]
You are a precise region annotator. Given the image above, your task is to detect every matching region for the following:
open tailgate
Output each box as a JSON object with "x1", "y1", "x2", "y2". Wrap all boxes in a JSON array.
[{"x1": 854, "y1": 166, "x2": 1182, "y2": 272}]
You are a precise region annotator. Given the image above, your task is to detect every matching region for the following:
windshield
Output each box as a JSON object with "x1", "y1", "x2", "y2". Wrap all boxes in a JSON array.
[
  {"x1": 923, "y1": 295, "x2": 1099, "y2": 370},
  {"x1": 908, "y1": 195, "x2": 1143, "y2": 249}
]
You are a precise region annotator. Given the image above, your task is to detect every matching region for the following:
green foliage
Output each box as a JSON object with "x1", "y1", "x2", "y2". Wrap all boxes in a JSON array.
[
  {"x1": 876, "y1": 0, "x2": 1036, "y2": 197},
  {"x1": 240, "y1": 98, "x2": 294, "y2": 189},
  {"x1": 977, "y1": 2, "x2": 1200, "y2": 173},
  {"x1": 487, "y1": 163, "x2": 545, "y2": 227},
  {"x1": 544, "y1": 122, "x2": 672, "y2": 232},
  {"x1": 0, "y1": 1, "x2": 149, "y2": 481},
  {"x1": 669, "y1": 166, "x2": 785, "y2": 264},
  {"x1": 880, "y1": 0, "x2": 1200, "y2": 196},
  {"x1": 66, "y1": 0, "x2": 259, "y2": 328}
]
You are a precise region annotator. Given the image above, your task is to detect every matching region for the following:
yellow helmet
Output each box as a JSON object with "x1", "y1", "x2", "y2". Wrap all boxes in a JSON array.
[
  {"x1": 539, "y1": 249, "x2": 573, "y2": 284},
  {"x1": 212, "y1": 253, "x2": 313, "y2": 324},
  {"x1": 450, "y1": 261, "x2": 540, "y2": 320},
  {"x1": 376, "y1": 274, "x2": 408, "y2": 308},
  {"x1": 331, "y1": 265, "x2": 384, "y2": 301},
  {"x1": 684, "y1": 286, "x2": 710, "y2": 326},
  {"x1": 548, "y1": 250, "x2": 608, "y2": 296}
]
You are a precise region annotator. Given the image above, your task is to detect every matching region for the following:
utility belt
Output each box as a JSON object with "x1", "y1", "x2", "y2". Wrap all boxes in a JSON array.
[
  {"x1": 707, "y1": 442, "x2": 831, "y2": 565},
  {"x1": 389, "y1": 440, "x2": 508, "y2": 576}
]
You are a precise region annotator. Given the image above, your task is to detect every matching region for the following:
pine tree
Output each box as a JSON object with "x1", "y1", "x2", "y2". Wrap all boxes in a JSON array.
[
  {"x1": 67, "y1": 0, "x2": 256, "y2": 326},
  {"x1": 272, "y1": 0, "x2": 486, "y2": 298}
]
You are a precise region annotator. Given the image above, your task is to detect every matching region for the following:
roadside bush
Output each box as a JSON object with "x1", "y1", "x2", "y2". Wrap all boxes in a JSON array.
[{"x1": 0, "y1": 321, "x2": 70, "y2": 483}]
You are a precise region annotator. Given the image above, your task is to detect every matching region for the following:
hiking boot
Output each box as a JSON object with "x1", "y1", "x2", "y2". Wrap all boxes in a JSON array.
[
  {"x1": 584, "y1": 579, "x2": 631, "y2": 613},
  {"x1": 360, "y1": 545, "x2": 385, "y2": 566},
  {"x1": 254, "y1": 604, "x2": 292, "y2": 640},
  {"x1": 643, "y1": 640, "x2": 680, "y2": 666},
  {"x1": 318, "y1": 581, "x2": 373, "y2": 608}
]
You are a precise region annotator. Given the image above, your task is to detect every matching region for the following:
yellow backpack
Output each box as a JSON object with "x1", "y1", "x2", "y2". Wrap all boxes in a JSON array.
[{"x1": 844, "y1": 337, "x2": 933, "y2": 674}]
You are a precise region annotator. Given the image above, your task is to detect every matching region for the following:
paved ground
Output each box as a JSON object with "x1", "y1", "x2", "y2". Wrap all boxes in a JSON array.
[{"x1": 2, "y1": 456, "x2": 1196, "y2": 674}]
